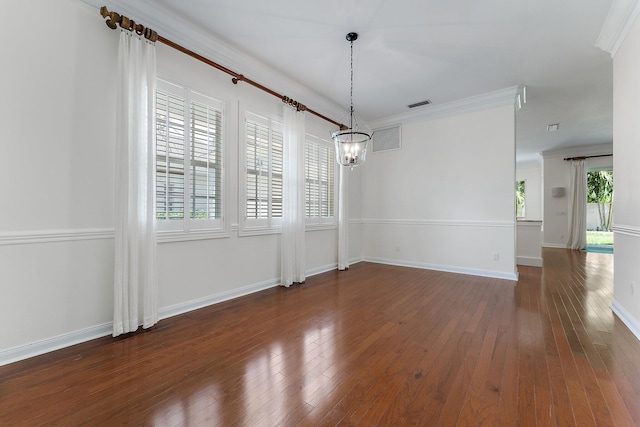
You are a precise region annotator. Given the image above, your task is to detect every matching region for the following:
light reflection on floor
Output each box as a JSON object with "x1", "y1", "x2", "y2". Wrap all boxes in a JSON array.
[
  {"x1": 238, "y1": 322, "x2": 337, "y2": 425},
  {"x1": 151, "y1": 384, "x2": 221, "y2": 426},
  {"x1": 302, "y1": 323, "x2": 336, "y2": 407},
  {"x1": 241, "y1": 342, "x2": 288, "y2": 425}
]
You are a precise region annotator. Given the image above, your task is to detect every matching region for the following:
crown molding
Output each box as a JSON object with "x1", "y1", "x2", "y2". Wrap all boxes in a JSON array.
[
  {"x1": 541, "y1": 142, "x2": 613, "y2": 159},
  {"x1": 596, "y1": 0, "x2": 640, "y2": 56},
  {"x1": 81, "y1": 0, "x2": 344, "y2": 128},
  {"x1": 369, "y1": 85, "x2": 526, "y2": 129}
]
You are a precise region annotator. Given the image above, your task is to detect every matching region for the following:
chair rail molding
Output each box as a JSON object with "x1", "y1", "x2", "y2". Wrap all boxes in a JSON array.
[
  {"x1": 612, "y1": 224, "x2": 640, "y2": 238},
  {"x1": 359, "y1": 218, "x2": 514, "y2": 228},
  {"x1": 0, "y1": 228, "x2": 115, "y2": 246}
]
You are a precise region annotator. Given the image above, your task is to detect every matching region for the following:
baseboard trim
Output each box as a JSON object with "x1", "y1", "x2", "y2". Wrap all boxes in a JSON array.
[
  {"x1": 159, "y1": 279, "x2": 281, "y2": 320},
  {"x1": 364, "y1": 257, "x2": 519, "y2": 281},
  {"x1": 542, "y1": 243, "x2": 567, "y2": 249},
  {"x1": 0, "y1": 323, "x2": 113, "y2": 367},
  {"x1": 611, "y1": 300, "x2": 640, "y2": 342},
  {"x1": 517, "y1": 256, "x2": 543, "y2": 267},
  {"x1": 306, "y1": 263, "x2": 338, "y2": 277},
  {"x1": 349, "y1": 257, "x2": 364, "y2": 265}
]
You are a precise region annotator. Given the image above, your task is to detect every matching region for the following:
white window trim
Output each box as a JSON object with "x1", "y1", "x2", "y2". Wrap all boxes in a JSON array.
[
  {"x1": 155, "y1": 79, "x2": 229, "y2": 241},
  {"x1": 239, "y1": 108, "x2": 283, "y2": 237},
  {"x1": 305, "y1": 133, "x2": 337, "y2": 231}
]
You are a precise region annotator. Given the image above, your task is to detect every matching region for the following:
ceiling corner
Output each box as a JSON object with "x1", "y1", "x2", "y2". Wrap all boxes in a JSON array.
[{"x1": 595, "y1": 0, "x2": 640, "y2": 56}]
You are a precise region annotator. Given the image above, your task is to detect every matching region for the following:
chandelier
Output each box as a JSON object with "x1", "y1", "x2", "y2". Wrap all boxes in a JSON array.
[{"x1": 332, "y1": 32, "x2": 372, "y2": 168}]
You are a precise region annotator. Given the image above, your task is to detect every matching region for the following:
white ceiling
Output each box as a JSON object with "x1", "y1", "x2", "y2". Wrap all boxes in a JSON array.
[{"x1": 98, "y1": 0, "x2": 615, "y2": 164}]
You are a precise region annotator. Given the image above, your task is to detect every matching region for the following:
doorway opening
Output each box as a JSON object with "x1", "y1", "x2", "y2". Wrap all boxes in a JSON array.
[{"x1": 586, "y1": 169, "x2": 613, "y2": 253}]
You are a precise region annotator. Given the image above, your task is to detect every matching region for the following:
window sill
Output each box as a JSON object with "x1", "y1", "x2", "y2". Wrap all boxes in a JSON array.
[
  {"x1": 305, "y1": 223, "x2": 338, "y2": 232},
  {"x1": 157, "y1": 229, "x2": 230, "y2": 243},
  {"x1": 237, "y1": 226, "x2": 282, "y2": 237},
  {"x1": 237, "y1": 222, "x2": 337, "y2": 236}
]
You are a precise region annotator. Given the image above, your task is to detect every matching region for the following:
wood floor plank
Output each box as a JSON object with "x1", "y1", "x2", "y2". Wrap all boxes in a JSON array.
[{"x1": 1, "y1": 249, "x2": 638, "y2": 426}]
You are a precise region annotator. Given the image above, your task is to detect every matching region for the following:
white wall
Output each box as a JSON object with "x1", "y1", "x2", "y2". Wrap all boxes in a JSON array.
[
  {"x1": 0, "y1": 0, "x2": 340, "y2": 363},
  {"x1": 541, "y1": 146, "x2": 613, "y2": 247},
  {"x1": 542, "y1": 157, "x2": 570, "y2": 247},
  {"x1": 360, "y1": 106, "x2": 517, "y2": 279},
  {"x1": 0, "y1": 0, "x2": 117, "y2": 359},
  {"x1": 611, "y1": 13, "x2": 640, "y2": 339},
  {"x1": 516, "y1": 160, "x2": 542, "y2": 220},
  {"x1": 347, "y1": 167, "x2": 364, "y2": 263}
]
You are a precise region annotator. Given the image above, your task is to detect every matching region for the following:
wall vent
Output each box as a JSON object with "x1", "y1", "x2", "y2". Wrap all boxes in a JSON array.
[
  {"x1": 372, "y1": 124, "x2": 401, "y2": 152},
  {"x1": 408, "y1": 99, "x2": 431, "y2": 108}
]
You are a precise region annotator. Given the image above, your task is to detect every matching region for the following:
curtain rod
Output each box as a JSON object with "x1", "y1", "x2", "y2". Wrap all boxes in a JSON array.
[
  {"x1": 99, "y1": 6, "x2": 347, "y2": 130},
  {"x1": 563, "y1": 154, "x2": 612, "y2": 161}
]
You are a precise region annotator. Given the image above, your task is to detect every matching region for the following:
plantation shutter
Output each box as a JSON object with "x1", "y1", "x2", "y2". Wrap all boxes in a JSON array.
[
  {"x1": 245, "y1": 114, "x2": 283, "y2": 222},
  {"x1": 271, "y1": 129, "x2": 283, "y2": 218},
  {"x1": 156, "y1": 90, "x2": 185, "y2": 221},
  {"x1": 306, "y1": 142, "x2": 320, "y2": 217},
  {"x1": 305, "y1": 138, "x2": 335, "y2": 220},
  {"x1": 190, "y1": 100, "x2": 223, "y2": 220},
  {"x1": 320, "y1": 144, "x2": 334, "y2": 217},
  {"x1": 246, "y1": 119, "x2": 270, "y2": 219},
  {"x1": 155, "y1": 81, "x2": 225, "y2": 232}
]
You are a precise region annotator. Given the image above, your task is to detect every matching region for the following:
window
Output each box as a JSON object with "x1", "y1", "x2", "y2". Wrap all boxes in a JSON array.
[
  {"x1": 516, "y1": 180, "x2": 525, "y2": 219},
  {"x1": 155, "y1": 80, "x2": 225, "y2": 236},
  {"x1": 241, "y1": 111, "x2": 283, "y2": 233},
  {"x1": 306, "y1": 135, "x2": 336, "y2": 227}
]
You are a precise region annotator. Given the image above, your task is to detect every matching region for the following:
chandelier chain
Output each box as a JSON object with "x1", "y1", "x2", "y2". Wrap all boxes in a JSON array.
[{"x1": 350, "y1": 39, "x2": 354, "y2": 129}]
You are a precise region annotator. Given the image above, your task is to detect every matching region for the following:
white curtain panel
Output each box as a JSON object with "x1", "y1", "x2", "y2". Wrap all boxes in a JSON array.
[
  {"x1": 567, "y1": 160, "x2": 587, "y2": 250},
  {"x1": 281, "y1": 105, "x2": 306, "y2": 287},
  {"x1": 113, "y1": 31, "x2": 158, "y2": 336},
  {"x1": 338, "y1": 166, "x2": 349, "y2": 270}
]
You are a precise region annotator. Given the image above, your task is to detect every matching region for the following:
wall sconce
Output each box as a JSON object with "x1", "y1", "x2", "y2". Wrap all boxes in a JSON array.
[{"x1": 551, "y1": 187, "x2": 565, "y2": 198}]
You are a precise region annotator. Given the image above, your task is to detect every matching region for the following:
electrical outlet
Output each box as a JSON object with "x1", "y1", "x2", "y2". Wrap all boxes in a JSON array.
[
  {"x1": 492, "y1": 252, "x2": 499, "y2": 261},
  {"x1": 632, "y1": 282, "x2": 635, "y2": 296},
  {"x1": 395, "y1": 245, "x2": 400, "y2": 252},
  {"x1": 560, "y1": 234, "x2": 564, "y2": 240}
]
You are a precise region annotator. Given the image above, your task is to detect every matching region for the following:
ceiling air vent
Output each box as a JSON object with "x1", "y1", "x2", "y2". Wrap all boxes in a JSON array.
[
  {"x1": 408, "y1": 99, "x2": 431, "y2": 108},
  {"x1": 372, "y1": 124, "x2": 401, "y2": 152}
]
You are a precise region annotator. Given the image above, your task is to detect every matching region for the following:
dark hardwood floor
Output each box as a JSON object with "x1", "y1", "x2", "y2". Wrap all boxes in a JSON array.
[{"x1": 2, "y1": 248, "x2": 639, "y2": 426}]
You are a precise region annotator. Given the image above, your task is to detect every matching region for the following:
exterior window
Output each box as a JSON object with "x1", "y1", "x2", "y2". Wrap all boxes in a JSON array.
[
  {"x1": 155, "y1": 80, "x2": 224, "y2": 233},
  {"x1": 306, "y1": 135, "x2": 336, "y2": 226},
  {"x1": 241, "y1": 111, "x2": 283, "y2": 233},
  {"x1": 516, "y1": 180, "x2": 525, "y2": 219}
]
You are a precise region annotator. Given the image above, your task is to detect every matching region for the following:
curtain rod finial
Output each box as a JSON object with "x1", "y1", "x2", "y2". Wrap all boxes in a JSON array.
[{"x1": 100, "y1": 6, "x2": 120, "y2": 30}]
